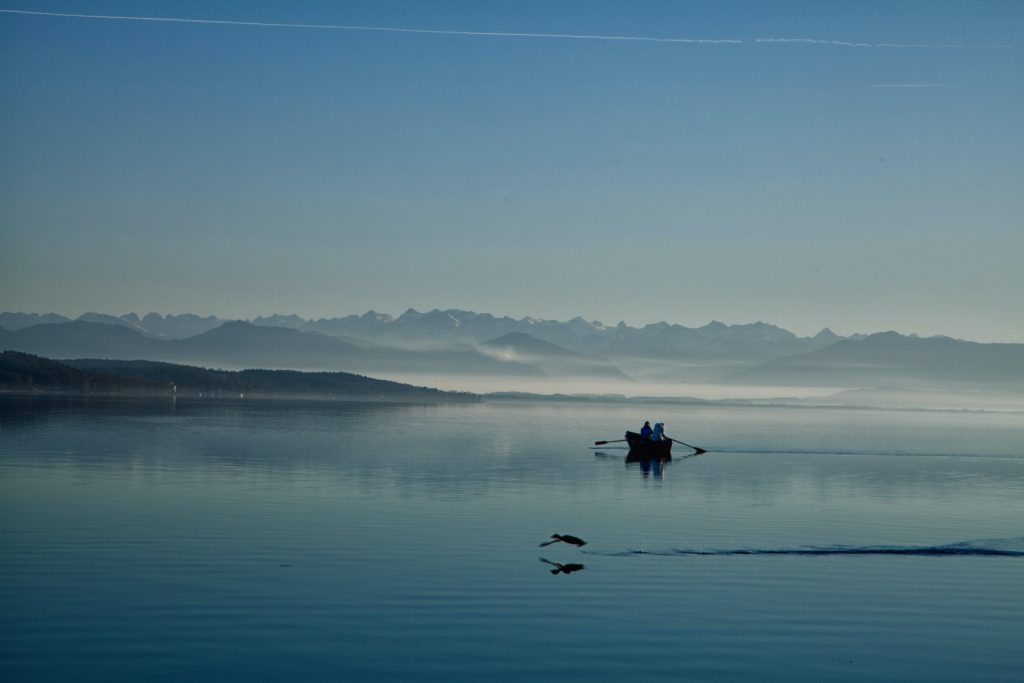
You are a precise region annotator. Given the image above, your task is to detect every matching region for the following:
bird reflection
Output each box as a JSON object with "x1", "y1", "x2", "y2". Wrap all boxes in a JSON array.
[
  {"x1": 540, "y1": 557, "x2": 586, "y2": 575},
  {"x1": 539, "y1": 533, "x2": 587, "y2": 548}
]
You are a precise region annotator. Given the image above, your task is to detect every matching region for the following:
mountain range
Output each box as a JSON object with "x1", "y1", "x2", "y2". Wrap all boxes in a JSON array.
[
  {"x1": 2, "y1": 310, "x2": 1022, "y2": 392},
  {"x1": 724, "y1": 331, "x2": 1024, "y2": 390},
  {"x1": 0, "y1": 309, "x2": 849, "y2": 360}
]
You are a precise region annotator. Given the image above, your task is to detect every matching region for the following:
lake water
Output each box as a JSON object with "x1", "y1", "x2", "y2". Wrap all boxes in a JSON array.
[{"x1": 1, "y1": 396, "x2": 1022, "y2": 681}]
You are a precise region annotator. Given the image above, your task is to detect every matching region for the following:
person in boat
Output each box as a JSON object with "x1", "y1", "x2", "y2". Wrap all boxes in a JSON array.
[
  {"x1": 651, "y1": 422, "x2": 665, "y2": 441},
  {"x1": 639, "y1": 421, "x2": 653, "y2": 440}
]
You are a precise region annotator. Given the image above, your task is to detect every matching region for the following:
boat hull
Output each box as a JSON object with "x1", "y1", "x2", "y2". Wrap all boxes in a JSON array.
[{"x1": 625, "y1": 431, "x2": 672, "y2": 459}]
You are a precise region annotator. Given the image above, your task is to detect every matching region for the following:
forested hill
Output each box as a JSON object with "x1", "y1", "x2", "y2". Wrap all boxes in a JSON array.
[{"x1": 0, "y1": 352, "x2": 478, "y2": 403}]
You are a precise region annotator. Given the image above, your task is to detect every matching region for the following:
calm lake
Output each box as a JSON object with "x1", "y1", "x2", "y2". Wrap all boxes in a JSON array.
[{"x1": 1, "y1": 396, "x2": 1022, "y2": 681}]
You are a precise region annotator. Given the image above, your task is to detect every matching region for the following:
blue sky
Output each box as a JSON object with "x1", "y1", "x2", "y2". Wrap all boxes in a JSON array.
[{"x1": 1, "y1": 1, "x2": 1021, "y2": 341}]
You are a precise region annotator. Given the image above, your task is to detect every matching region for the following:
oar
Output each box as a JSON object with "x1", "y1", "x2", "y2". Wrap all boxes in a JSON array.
[
  {"x1": 594, "y1": 439, "x2": 628, "y2": 446},
  {"x1": 668, "y1": 437, "x2": 706, "y2": 455}
]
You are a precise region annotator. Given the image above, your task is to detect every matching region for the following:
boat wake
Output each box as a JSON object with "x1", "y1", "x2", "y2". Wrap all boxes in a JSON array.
[
  {"x1": 584, "y1": 538, "x2": 1024, "y2": 558},
  {"x1": 697, "y1": 447, "x2": 1021, "y2": 460}
]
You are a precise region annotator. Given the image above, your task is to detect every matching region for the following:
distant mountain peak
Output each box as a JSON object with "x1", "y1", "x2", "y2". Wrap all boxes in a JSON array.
[
  {"x1": 480, "y1": 331, "x2": 630, "y2": 378},
  {"x1": 360, "y1": 310, "x2": 394, "y2": 322},
  {"x1": 566, "y1": 316, "x2": 605, "y2": 330},
  {"x1": 483, "y1": 331, "x2": 571, "y2": 349},
  {"x1": 251, "y1": 313, "x2": 305, "y2": 328},
  {"x1": 0, "y1": 312, "x2": 72, "y2": 332},
  {"x1": 77, "y1": 312, "x2": 126, "y2": 324},
  {"x1": 481, "y1": 332, "x2": 585, "y2": 359}
]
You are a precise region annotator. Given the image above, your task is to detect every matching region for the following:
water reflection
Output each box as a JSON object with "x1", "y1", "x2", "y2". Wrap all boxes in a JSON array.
[
  {"x1": 3, "y1": 396, "x2": 1024, "y2": 682},
  {"x1": 5, "y1": 397, "x2": 1022, "y2": 504},
  {"x1": 628, "y1": 454, "x2": 670, "y2": 479},
  {"x1": 594, "y1": 450, "x2": 674, "y2": 480},
  {"x1": 539, "y1": 557, "x2": 586, "y2": 575}
]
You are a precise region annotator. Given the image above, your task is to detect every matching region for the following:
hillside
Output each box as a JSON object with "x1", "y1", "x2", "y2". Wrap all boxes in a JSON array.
[
  {"x1": 0, "y1": 352, "x2": 478, "y2": 402},
  {"x1": 0, "y1": 321, "x2": 160, "y2": 358},
  {"x1": 481, "y1": 332, "x2": 632, "y2": 379},
  {"x1": 0, "y1": 351, "x2": 168, "y2": 394},
  {"x1": 0, "y1": 312, "x2": 72, "y2": 331}
]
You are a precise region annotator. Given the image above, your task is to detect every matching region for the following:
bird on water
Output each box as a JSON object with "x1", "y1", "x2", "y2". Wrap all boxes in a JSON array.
[{"x1": 539, "y1": 533, "x2": 587, "y2": 548}]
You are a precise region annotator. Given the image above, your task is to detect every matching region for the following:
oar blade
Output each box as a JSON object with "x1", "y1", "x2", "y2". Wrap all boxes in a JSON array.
[{"x1": 668, "y1": 437, "x2": 706, "y2": 454}]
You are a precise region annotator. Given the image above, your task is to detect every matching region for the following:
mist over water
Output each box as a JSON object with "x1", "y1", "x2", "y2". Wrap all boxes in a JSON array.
[
  {"x1": 373, "y1": 372, "x2": 1024, "y2": 411},
  {"x1": 373, "y1": 373, "x2": 842, "y2": 399}
]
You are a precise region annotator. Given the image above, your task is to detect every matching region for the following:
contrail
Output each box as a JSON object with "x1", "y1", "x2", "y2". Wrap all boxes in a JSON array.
[
  {"x1": 869, "y1": 83, "x2": 954, "y2": 87},
  {"x1": 756, "y1": 37, "x2": 1013, "y2": 49},
  {"x1": 0, "y1": 8, "x2": 739, "y2": 44},
  {"x1": 0, "y1": 8, "x2": 1013, "y2": 49}
]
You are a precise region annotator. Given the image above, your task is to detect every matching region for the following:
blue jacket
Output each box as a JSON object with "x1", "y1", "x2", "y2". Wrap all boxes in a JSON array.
[{"x1": 652, "y1": 423, "x2": 665, "y2": 441}]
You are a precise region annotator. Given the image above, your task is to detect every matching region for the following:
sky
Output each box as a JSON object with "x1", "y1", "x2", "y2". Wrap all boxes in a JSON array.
[{"x1": 1, "y1": 1, "x2": 1022, "y2": 341}]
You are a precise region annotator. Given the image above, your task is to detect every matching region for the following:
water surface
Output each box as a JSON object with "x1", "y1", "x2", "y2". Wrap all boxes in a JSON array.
[{"x1": 2, "y1": 397, "x2": 1022, "y2": 681}]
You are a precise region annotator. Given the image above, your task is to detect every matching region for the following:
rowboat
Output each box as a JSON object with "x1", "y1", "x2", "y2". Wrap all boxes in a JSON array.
[{"x1": 625, "y1": 431, "x2": 672, "y2": 459}]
